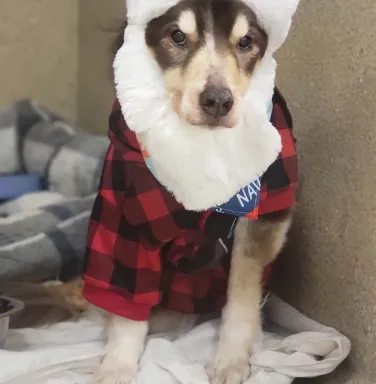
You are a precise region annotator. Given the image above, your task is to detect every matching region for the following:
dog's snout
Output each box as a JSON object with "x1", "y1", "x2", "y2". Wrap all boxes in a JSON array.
[{"x1": 199, "y1": 87, "x2": 234, "y2": 118}]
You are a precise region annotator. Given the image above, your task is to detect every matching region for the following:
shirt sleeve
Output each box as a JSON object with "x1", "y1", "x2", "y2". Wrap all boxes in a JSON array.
[{"x1": 82, "y1": 139, "x2": 191, "y2": 321}]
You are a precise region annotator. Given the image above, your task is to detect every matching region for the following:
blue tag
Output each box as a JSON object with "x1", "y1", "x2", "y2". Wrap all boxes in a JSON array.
[{"x1": 211, "y1": 178, "x2": 261, "y2": 219}]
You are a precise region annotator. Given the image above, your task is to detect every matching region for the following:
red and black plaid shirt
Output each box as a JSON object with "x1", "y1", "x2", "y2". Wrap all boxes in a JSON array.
[{"x1": 82, "y1": 89, "x2": 298, "y2": 321}]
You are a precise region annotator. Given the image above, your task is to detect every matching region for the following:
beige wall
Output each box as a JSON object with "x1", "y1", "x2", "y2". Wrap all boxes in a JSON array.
[
  {"x1": 0, "y1": 0, "x2": 78, "y2": 122},
  {"x1": 276, "y1": 1, "x2": 376, "y2": 383},
  {"x1": 0, "y1": 0, "x2": 124, "y2": 130},
  {"x1": 78, "y1": 0, "x2": 125, "y2": 133}
]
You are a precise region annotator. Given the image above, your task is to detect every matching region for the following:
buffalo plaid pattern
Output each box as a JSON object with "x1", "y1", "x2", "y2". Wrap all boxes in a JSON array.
[
  {"x1": 259, "y1": 88, "x2": 298, "y2": 214},
  {"x1": 82, "y1": 88, "x2": 298, "y2": 321}
]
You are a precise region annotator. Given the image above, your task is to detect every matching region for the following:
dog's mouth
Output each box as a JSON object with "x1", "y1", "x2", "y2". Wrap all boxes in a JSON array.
[{"x1": 145, "y1": 0, "x2": 268, "y2": 129}]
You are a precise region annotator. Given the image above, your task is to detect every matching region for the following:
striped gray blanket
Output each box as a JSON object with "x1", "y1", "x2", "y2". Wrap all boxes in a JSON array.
[{"x1": 0, "y1": 100, "x2": 109, "y2": 283}]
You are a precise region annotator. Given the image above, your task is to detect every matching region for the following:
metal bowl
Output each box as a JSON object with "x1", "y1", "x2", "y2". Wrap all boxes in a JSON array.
[{"x1": 0, "y1": 296, "x2": 24, "y2": 348}]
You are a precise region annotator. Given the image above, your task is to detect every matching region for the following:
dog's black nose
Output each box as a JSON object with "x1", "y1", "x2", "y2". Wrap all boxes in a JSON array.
[{"x1": 199, "y1": 87, "x2": 234, "y2": 118}]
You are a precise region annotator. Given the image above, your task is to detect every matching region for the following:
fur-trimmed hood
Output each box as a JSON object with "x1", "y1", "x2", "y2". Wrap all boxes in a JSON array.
[
  {"x1": 126, "y1": 0, "x2": 299, "y2": 53},
  {"x1": 113, "y1": 0, "x2": 299, "y2": 211}
]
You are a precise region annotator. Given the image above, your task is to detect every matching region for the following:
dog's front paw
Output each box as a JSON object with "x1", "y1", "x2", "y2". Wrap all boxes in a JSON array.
[
  {"x1": 91, "y1": 358, "x2": 137, "y2": 384},
  {"x1": 207, "y1": 349, "x2": 251, "y2": 384}
]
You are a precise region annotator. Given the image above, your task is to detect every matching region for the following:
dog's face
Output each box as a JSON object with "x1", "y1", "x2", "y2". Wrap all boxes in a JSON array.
[{"x1": 145, "y1": 0, "x2": 268, "y2": 129}]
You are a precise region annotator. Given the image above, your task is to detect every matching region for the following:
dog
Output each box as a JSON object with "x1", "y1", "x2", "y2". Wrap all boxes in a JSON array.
[{"x1": 40, "y1": 1, "x2": 299, "y2": 384}]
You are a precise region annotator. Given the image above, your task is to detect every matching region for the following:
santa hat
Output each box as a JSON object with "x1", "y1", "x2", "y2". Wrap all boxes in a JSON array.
[{"x1": 126, "y1": 0, "x2": 300, "y2": 52}]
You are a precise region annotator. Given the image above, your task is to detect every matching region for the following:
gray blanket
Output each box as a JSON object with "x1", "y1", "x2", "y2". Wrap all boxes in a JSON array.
[{"x1": 0, "y1": 100, "x2": 109, "y2": 282}]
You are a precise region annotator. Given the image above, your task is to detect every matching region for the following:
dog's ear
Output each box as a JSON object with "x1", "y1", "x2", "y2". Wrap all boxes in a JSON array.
[{"x1": 246, "y1": 0, "x2": 300, "y2": 52}]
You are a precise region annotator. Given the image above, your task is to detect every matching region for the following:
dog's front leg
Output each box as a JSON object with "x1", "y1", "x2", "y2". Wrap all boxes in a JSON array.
[
  {"x1": 208, "y1": 212, "x2": 292, "y2": 384},
  {"x1": 92, "y1": 314, "x2": 148, "y2": 384},
  {"x1": 208, "y1": 218, "x2": 263, "y2": 384}
]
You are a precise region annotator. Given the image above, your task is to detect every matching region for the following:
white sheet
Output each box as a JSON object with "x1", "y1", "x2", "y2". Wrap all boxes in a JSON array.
[{"x1": 0, "y1": 296, "x2": 351, "y2": 384}]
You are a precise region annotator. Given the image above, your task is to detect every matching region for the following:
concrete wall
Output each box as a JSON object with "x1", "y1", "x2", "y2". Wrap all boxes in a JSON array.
[
  {"x1": 275, "y1": 1, "x2": 376, "y2": 383},
  {"x1": 0, "y1": 0, "x2": 78, "y2": 122}
]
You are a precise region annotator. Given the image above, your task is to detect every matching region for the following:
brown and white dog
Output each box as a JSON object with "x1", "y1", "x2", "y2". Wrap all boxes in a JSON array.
[
  {"x1": 86, "y1": 1, "x2": 299, "y2": 384},
  {"x1": 32, "y1": 1, "x2": 299, "y2": 384}
]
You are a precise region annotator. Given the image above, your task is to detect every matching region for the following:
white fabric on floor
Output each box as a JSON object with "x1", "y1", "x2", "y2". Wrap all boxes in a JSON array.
[{"x1": 0, "y1": 296, "x2": 351, "y2": 384}]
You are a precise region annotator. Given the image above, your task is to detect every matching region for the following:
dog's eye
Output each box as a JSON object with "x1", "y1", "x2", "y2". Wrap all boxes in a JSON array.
[
  {"x1": 171, "y1": 30, "x2": 186, "y2": 45},
  {"x1": 238, "y1": 36, "x2": 253, "y2": 50}
]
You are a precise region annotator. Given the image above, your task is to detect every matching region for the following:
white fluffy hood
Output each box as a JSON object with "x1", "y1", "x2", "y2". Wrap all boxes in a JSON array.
[
  {"x1": 126, "y1": 0, "x2": 300, "y2": 52},
  {"x1": 114, "y1": 0, "x2": 299, "y2": 211}
]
